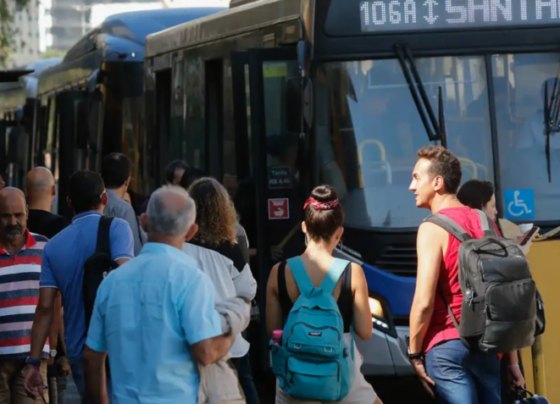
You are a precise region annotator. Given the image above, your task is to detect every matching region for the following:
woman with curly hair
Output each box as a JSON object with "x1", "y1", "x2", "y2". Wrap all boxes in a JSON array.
[{"x1": 182, "y1": 177, "x2": 260, "y2": 404}]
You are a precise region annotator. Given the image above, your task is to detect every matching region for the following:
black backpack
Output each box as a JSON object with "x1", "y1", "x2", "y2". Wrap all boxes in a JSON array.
[
  {"x1": 83, "y1": 216, "x2": 118, "y2": 329},
  {"x1": 425, "y1": 209, "x2": 538, "y2": 354}
]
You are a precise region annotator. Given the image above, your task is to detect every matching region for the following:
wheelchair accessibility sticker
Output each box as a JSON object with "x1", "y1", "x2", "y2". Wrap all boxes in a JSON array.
[{"x1": 504, "y1": 189, "x2": 535, "y2": 220}]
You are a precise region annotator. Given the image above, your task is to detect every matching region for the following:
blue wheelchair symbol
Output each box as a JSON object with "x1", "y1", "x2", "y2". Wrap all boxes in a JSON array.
[{"x1": 504, "y1": 189, "x2": 535, "y2": 220}]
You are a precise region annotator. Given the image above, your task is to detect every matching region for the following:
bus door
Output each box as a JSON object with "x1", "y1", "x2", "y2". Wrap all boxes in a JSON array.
[{"x1": 231, "y1": 47, "x2": 307, "y2": 371}]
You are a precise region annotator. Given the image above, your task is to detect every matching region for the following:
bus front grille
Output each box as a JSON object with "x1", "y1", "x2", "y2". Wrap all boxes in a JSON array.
[{"x1": 375, "y1": 244, "x2": 417, "y2": 277}]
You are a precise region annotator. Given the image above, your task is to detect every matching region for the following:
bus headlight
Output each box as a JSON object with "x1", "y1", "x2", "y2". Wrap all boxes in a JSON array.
[{"x1": 369, "y1": 297, "x2": 390, "y2": 331}]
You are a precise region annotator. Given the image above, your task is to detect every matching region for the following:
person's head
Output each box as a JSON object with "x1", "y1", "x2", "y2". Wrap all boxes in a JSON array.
[
  {"x1": 24, "y1": 167, "x2": 56, "y2": 208},
  {"x1": 179, "y1": 167, "x2": 206, "y2": 190},
  {"x1": 0, "y1": 187, "x2": 28, "y2": 244},
  {"x1": 101, "y1": 153, "x2": 132, "y2": 190},
  {"x1": 141, "y1": 186, "x2": 198, "y2": 247},
  {"x1": 67, "y1": 170, "x2": 108, "y2": 215},
  {"x1": 302, "y1": 185, "x2": 344, "y2": 248},
  {"x1": 188, "y1": 177, "x2": 238, "y2": 247},
  {"x1": 164, "y1": 160, "x2": 189, "y2": 186},
  {"x1": 457, "y1": 179, "x2": 497, "y2": 220},
  {"x1": 409, "y1": 146, "x2": 462, "y2": 209},
  {"x1": 267, "y1": 134, "x2": 299, "y2": 168}
]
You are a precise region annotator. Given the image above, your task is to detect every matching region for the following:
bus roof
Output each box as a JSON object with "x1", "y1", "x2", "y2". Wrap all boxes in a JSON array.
[
  {"x1": 145, "y1": 0, "x2": 302, "y2": 59},
  {"x1": 38, "y1": 7, "x2": 224, "y2": 96}
]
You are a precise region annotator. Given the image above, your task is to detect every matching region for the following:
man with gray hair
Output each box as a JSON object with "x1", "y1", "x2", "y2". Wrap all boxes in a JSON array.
[{"x1": 82, "y1": 186, "x2": 234, "y2": 404}]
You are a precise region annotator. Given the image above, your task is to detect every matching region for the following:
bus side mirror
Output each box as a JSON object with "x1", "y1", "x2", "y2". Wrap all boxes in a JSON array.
[{"x1": 285, "y1": 77, "x2": 313, "y2": 136}]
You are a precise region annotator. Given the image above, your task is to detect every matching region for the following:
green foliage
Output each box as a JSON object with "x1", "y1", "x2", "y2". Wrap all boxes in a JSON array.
[
  {"x1": 41, "y1": 48, "x2": 66, "y2": 59},
  {"x1": 0, "y1": 0, "x2": 31, "y2": 67}
]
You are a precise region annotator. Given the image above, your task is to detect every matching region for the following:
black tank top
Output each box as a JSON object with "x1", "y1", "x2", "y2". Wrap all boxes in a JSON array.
[{"x1": 277, "y1": 260, "x2": 353, "y2": 333}]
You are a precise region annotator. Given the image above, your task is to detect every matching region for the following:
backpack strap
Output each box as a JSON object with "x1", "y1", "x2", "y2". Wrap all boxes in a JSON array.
[
  {"x1": 475, "y1": 209, "x2": 497, "y2": 237},
  {"x1": 424, "y1": 214, "x2": 472, "y2": 243},
  {"x1": 321, "y1": 258, "x2": 350, "y2": 295},
  {"x1": 96, "y1": 216, "x2": 114, "y2": 255},
  {"x1": 286, "y1": 257, "x2": 314, "y2": 297}
]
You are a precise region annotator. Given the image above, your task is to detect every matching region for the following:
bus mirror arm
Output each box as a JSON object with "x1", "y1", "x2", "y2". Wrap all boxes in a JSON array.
[
  {"x1": 297, "y1": 40, "x2": 311, "y2": 78},
  {"x1": 88, "y1": 69, "x2": 105, "y2": 93}
]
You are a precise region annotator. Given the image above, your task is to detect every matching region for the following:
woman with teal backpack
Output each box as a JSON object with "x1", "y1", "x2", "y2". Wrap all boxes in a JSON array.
[{"x1": 266, "y1": 185, "x2": 383, "y2": 404}]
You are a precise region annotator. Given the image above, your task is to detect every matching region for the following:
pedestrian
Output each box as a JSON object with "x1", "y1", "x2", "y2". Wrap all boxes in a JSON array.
[
  {"x1": 25, "y1": 167, "x2": 70, "y2": 404},
  {"x1": 101, "y1": 153, "x2": 143, "y2": 256},
  {"x1": 25, "y1": 167, "x2": 68, "y2": 239},
  {"x1": 456, "y1": 179, "x2": 526, "y2": 403},
  {"x1": 83, "y1": 186, "x2": 234, "y2": 404},
  {"x1": 0, "y1": 187, "x2": 51, "y2": 403},
  {"x1": 24, "y1": 170, "x2": 134, "y2": 403},
  {"x1": 181, "y1": 172, "x2": 250, "y2": 263},
  {"x1": 408, "y1": 146, "x2": 520, "y2": 403},
  {"x1": 139, "y1": 160, "x2": 189, "y2": 214},
  {"x1": 183, "y1": 177, "x2": 258, "y2": 404},
  {"x1": 266, "y1": 185, "x2": 382, "y2": 404}
]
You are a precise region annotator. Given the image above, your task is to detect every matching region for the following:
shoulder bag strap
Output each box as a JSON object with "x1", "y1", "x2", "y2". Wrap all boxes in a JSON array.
[
  {"x1": 321, "y1": 258, "x2": 350, "y2": 295},
  {"x1": 424, "y1": 213, "x2": 472, "y2": 243},
  {"x1": 475, "y1": 209, "x2": 497, "y2": 237},
  {"x1": 286, "y1": 257, "x2": 314, "y2": 297},
  {"x1": 96, "y1": 216, "x2": 114, "y2": 255},
  {"x1": 437, "y1": 288, "x2": 471, "y2": 348}
]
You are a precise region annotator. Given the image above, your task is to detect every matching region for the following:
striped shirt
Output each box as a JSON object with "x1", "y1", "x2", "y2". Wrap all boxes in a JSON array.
[{"x1": 0, "y1": 230, "x2": 49, "y2": 360}]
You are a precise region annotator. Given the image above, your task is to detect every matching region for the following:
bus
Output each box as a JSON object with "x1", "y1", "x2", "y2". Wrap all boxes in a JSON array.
[
  {"x1": 34, "y1": 7, "x2": 225, "y2": 218},
  {"x1": 144, "y1": 0, "x2": 560, "y2": 393},
  {"x1": 0, "y1": 58, "x2": 62, "y2": 188}
]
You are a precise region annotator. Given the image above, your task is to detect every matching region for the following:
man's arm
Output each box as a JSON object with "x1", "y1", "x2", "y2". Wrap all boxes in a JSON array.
[
  {"x1": 409, "y1": 222, "x2": 445, "y2": 354},
  {"x1": 191, "y1": 335, "x2": 235, "y2": 366},
  {"x1": 123, "y1": 205, "x2": 143, "y2": 256},
  {"x1": 83, "y1": 346, "x2": 108, "y2": 404},
  {"x1": 30, "y1": 288, "x2": 58, "y2": 359}
]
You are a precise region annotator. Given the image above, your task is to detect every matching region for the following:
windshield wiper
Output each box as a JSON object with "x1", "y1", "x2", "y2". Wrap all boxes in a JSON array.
[
  {"x1": 543, "y1": 77, "x2": 560, "y2": 182},
  {"x1": 395, "y1": 44, "x2": 447, "y2": 148}
]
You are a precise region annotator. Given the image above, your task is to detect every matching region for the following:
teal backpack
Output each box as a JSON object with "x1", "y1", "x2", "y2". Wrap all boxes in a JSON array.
[{"x1": 270, "y1": 256, "x2": 355, "y2": 401}]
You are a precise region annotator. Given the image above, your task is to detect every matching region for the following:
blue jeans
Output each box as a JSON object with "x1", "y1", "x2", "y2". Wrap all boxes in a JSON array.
[
  {"x1": 71, "y1": 360, "x2": 112, "y2": 404},
  {"x1": 426, "y1": 339, "x2": 501, "y2": 404}
]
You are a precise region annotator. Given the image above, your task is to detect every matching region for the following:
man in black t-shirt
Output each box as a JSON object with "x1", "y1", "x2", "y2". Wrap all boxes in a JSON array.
[
  {"x1": 24, "y1": 167, "x2": 69, "y2": 404},
  {"x1": 25, "y1": 168, "x2": 68, "y2": 239}
]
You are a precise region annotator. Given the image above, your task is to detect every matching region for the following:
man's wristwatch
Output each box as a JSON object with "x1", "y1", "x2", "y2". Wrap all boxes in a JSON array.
[
  {"x1": 25, "y1": 357, "x2": 41, "y2": 367},
  {"x1": 407, "y1": 348, "x2": 424, "y2": 361},
  {"x1": 50, "y1": 350, "x2": 57, "y2": 358}
]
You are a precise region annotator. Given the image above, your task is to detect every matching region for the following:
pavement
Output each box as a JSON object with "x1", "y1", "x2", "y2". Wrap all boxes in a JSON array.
[{"x1": 64, "y1": 376, "x2": 81, "y2": 403}]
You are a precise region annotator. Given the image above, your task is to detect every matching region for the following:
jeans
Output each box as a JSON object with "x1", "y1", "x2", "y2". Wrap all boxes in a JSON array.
[
  {"x1": 231, "y1": 354, "x2": 260, "y2": 404},
  {"x1": 70, "y1": 360, "x2": 112, "y2": 404},
  {"x1": 47, "y1": 364, "x2": 68, "y2": 404},
  {"x1": 425, "y1": 339, "x2": 501, "y2": 404}
]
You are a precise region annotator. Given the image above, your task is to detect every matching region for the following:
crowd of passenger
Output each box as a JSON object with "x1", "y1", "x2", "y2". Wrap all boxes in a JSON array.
[{"x1": 0, "y1": 146, "x2": 541, "y2": 404}]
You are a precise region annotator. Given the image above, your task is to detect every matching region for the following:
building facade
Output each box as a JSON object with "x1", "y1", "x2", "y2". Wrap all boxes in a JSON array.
[{"x1": 7, "y1": 0, "x2": 41, "y2": 67}]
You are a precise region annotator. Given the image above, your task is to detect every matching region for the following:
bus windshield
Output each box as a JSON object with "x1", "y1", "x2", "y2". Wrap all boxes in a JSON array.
[{"x1": 316, "y1": 56, "x2": 495, "y2": 228}]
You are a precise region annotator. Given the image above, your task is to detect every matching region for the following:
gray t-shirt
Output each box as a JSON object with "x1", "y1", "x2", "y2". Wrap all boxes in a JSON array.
[{"x1": 104, "y1": 190, "x2": 143, "y2": 256}]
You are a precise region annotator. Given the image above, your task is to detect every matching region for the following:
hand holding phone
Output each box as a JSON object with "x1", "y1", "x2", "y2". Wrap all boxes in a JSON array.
[{"x1": 519, "y1": 226, "x2": 540, "y2": 246}]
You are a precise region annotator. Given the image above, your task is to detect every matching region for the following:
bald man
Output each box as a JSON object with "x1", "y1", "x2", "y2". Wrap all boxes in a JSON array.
[
  {"x1": 25, "y1": 168, "x2": 68, "y2": 240},
  {"x1": 0, "y1": 188, "x2": 51, "y2": 403}
]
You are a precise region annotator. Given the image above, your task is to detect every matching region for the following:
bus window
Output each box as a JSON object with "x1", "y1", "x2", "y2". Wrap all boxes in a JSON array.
[
  {"x1": 317, "y1": 56, "x2": 494, "y2": 228},
  {"x1": 493, "y1": 53, "x2": 560, "y2": 222}
]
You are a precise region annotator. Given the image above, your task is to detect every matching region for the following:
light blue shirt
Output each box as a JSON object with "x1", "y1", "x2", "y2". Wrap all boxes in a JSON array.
[
  {"x1": 86, "y1": 242, "x2": 223, "y2": 404},
  {"x1": 40, "y1": 211, "x2": 134, "y2": 362}
]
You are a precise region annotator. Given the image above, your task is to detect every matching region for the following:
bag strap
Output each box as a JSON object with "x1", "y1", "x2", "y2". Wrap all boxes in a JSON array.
[
  {"x1": 321, "y1": 258, "x2": 350, "y2": 295},
  {"x1": 286, "y1": 257, "x2": 315, "y2": 297},
  {"x1": 424, "y1": 214, "x2": 471, "y2": 243},
  {"x1": 96, "y1": 216, "x2": 114, "y2": 255},
  {"x1": 437, "y1": 288, "x2": 471, "y2": 348},
  {"x1": 475, "y1": 209, "x2": 497, "y2": 237}
]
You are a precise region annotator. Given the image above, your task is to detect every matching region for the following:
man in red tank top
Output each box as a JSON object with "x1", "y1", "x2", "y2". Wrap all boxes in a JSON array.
[{"x1": 407, "y1": 146, "x2": 520, "y2": 404}]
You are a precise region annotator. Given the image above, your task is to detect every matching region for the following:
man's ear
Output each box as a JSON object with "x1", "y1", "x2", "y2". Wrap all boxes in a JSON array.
[
  {"x1": 140, "y1": 213, "x2": 148, "y2": 233},
  {"x1": 184, "y1": 223, "x2": 199, "y2": 242},
  {"x1": 51, "y1": 184, "x2": 56, "y2": 197}
]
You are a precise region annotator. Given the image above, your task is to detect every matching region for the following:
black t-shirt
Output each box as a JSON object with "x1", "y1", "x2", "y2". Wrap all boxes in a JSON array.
[
  {"x1": 27, "y1": 209, "x2": 69, "y2": 239},
  {"x1": 190, "y1": 239, "x2": 247, "y2": 272}
]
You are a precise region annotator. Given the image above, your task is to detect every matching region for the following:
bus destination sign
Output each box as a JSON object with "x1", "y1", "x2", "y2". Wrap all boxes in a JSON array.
[{"x1": 360, "y1": 0, "x2": 560, "y2": 33}]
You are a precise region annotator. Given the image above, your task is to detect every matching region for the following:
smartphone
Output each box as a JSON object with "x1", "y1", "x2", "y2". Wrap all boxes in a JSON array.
[{"x1": 520, "y1": 226, "x2": 540, "y2": 246}]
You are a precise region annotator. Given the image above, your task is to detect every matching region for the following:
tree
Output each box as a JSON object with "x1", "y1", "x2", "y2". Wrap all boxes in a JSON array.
[
  {"x1": 41, "y1": 48, "x2": 66, "y2": 59},
  {"x1": 0, "y1": 0, "x2": 31, "y2": 67}
]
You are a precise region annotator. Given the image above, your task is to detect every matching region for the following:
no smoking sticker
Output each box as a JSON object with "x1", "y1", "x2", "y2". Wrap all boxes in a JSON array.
[{"x1": 268, "y1": 198, "x2": 289, "y2": 220}]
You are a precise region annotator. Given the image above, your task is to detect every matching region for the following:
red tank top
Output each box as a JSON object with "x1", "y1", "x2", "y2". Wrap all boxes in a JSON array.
[{"x1": 423, "y1": 206, "x2": 489, "y2": 353}]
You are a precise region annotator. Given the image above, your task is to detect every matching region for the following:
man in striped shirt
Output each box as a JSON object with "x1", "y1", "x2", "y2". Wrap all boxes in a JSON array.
[{"x1": 0, "y1": 188, "x2": 50, "y2": 403}]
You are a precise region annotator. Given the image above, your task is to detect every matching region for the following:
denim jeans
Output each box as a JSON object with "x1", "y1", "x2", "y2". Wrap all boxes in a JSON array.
[
  {"x1": 231, "y1": 354, "x2": 260, "y2": 404},
  {"x1": 425, "y1": 339, "x2": 501, "y2": 404},
  {"x1": 70, "y1": 360, "x2": 112, "y2": 404}
]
